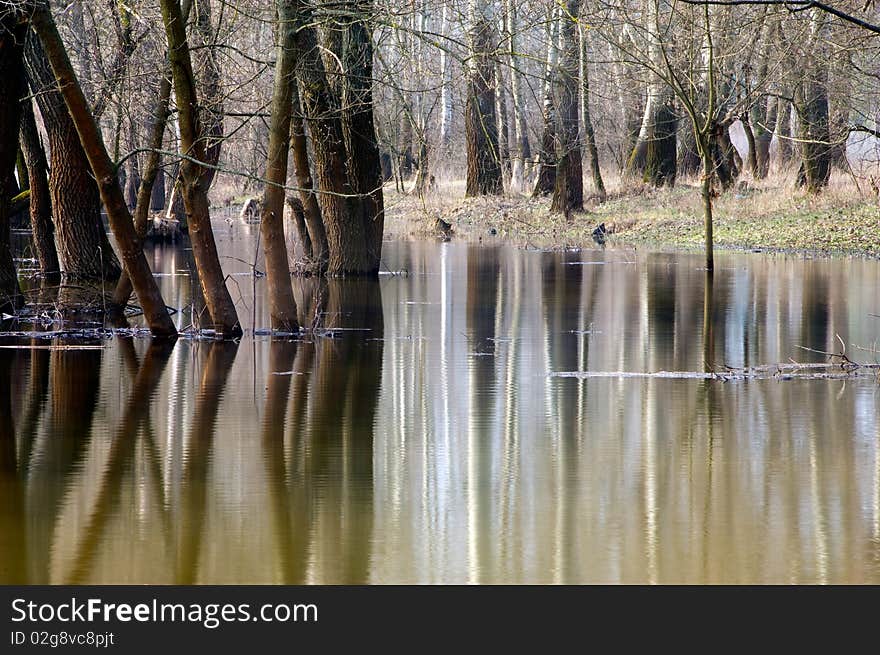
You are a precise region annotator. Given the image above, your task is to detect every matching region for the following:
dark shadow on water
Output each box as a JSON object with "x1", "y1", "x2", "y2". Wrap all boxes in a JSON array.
[{"x1": 176, "y1": 340, "x2": 239, "y2": 584}]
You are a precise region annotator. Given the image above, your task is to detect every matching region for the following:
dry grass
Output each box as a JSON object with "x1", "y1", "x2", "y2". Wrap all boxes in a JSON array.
[{"x1": 384, "y1": 167, "x2": 880, "y2": 255}]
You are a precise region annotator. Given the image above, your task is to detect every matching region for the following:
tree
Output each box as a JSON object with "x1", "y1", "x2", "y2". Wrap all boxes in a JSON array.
[
  {"x1": 29, "y1": 2, "x2": 176, "y2": 336},
  {"x1": 580, "y1": 17, "x2": 606, "y2": 201},
  {"x1": 0, "y1": 6, "x2": 27, "y2": 314},
  {"x1": 466, "y1": 0, "x2": 504, "y2": 196},
  {"x1": 18, "y1": 95, "x2": 59, "y2": 279},
  {"x1": 24, "y1": 32, "x2": 121, "y2": 280},
  {"x1": 505, "y1": 0, "x2": 532, "y2": 192},
  {"x1": 260, "y1": 0, "x2": 300, "y2": 331},
  {"x1": 159, "y1": 0, "x2": 241, "y2": 337},
  {"x1": 626, "y1": 0, "x2": 677, "y2": 187},
  {"x1": 551, "y1": 0, "x2": 584, "y2": 214}
]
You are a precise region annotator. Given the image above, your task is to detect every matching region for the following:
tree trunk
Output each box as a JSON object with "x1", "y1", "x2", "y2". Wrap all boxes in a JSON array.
[
  {"x1": 551, "y1": 0, "x2": 583, "y2": 215},
  {"x1": 741, "y1": 114, "x2": 758, "y2": 176},
  {"x1": 712, "y1": 124, "x2": 739, "y2": 190},
  {"x1": 30, "y1": 4, "x2": 176, "y2": 337},
  {"x1": 259, "y1": 0, "x2": 299, "y2": 331},
  {"x1": 579, "y1": 23, "x2": 605, "y2": 202},
  {"x1": 18, "y1": 96, "x2": 60, "y2": 279},
  {"x1": 0, "y1": 14, "x2": 26, "y2": 314},
  {"x1": 160, "y1": 0, "x2": 241, "y2": 337},
  {"x1": 505, "y1": 0, "x2": 530, "y2": 192},
  {"x1": 494, "y1": 59, "x2": 511, "y2": 180},
  {"x1": 24, "y1": 33, "x2": 121, "y2": 281},
  {"x1": 150, "y1": 169, "x2": 166, "y2": 211},
  {"x1": 626, "y1": 0, "x2": 676, "y2": 188},
  {"x1": 114, "y1": 2, "x2": 193, "y2": 307},
  {"x1": 439, "y1": 2, "x2": 454, "y2": 151},
  {"x1": 752, "y1": 93, "x2": 777, "y2": 179},
  {"x1": 794, "y1": 72, "x2": 831, "y2": 193},
  {"x1": 341, "y1": 0, "x2": 386, "y2": 273},
  {"x1": 289, "y1": 83, "x2": 327, "y2": 269},
  {"x1": 294, "y1": 14, "x2": 365, "y2": 275},
  {"x1": 774, "y1": 97, "x2": 793, "y2": 168},
  {"x1": 465, "y1": 0, "x2": 503, "y2": 196},
  {"x1": 533, "y1": 9, "x2": 559, "y2": 197},
  {"x1": 701, "y1": 145, "x2": 714, "y2": 272}
]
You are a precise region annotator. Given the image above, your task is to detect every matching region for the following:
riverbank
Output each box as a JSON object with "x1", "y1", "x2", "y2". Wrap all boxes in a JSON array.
[{"x1": 382, "y1": 171, "x2": 880, "y2": 256}]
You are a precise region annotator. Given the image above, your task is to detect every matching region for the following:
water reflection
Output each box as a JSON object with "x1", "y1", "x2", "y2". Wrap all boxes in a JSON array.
[{"x1": 1, "y1": 240, "x2": 880, "y2": 583}]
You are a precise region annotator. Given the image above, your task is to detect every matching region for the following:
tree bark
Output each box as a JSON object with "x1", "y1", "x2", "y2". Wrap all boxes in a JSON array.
[
  {"x1": 289, "y1": 83, "x2": 328, "y2": 268},
  {"x1": 160, "y1": 0, "x2": 241, "y2": 337},
  {"x1": 533, "y1": 9, "x2": 559, "y2": 197},
  {"x1": 551, "y1": 0, "x2": 583, "y2": 214},
  {"x1": 774, "y1": 97, "x2": 793, "y2": 168},
  {"x1": 794, "y1": 72, "x2": 832, "y2": 192},
  {"x1": 259, "y1": 0, "x2": 299, "y2": 331},
  {"x1": 24, "y1": 32, "x2": 121, "y2": 280},
  {"x1": 465, "y1": 0, "x2": 503, "y2": 196},
  {"x1": 112, "y1": 0, "x2": 190, "y2": 309},
  {"x1": 341, "y1": 0, "x2": 386, "y2": 273},
  {"x1": 752, "y1": 93, "x2": 777, "y2": 179},
  {"x1": 626, "y1": 0, "x2": 677, "y2": 188},
  {"x1": 0, "y1": 13, "x2": 27, "y2": 314},
  {"x1": 292, "y1": 2, "x2": 372, "y2": 275},
  {"x1": 18, "y1": 95, "x2": 59, "y2": 279},
  {"x1": 30, "y1": 3, "x2": 176, "y2": 337},
  {"x1": 579, "y1": 22, "x2": 605, "y2": 202},
  {"x1": 505, "y1": 0, "x2": 530, "y2": 192}
]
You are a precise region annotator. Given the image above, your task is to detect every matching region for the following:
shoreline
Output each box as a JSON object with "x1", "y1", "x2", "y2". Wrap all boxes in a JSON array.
[{"x1": 382, "y1": 175, "x2": 880, "y2": 259}]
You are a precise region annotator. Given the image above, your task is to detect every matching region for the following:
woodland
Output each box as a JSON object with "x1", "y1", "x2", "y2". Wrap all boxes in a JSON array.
[{"x1": 0, "y1": 0, "x2": 878, "y2": 337}]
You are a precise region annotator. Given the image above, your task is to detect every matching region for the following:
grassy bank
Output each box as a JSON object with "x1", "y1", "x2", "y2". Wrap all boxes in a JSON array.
[{"x1": 383, "y1": 171, "x2": 880, "y2": 256}]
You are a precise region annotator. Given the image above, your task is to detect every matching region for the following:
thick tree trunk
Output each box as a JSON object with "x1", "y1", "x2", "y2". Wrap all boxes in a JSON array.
[
  {"x1": 712, "y1": 124, "x2": 739, "y2": 190},
  {"x1": 160, "y1": 0, "x2": 241, "y2": 337},
  {"x1": 293, "y1": 3, "x2": 372, "y2": 276},
  {"x1": 259, "y1": 0, "x2": 299, "y2": 331},
  {"x1": 18, "y1": 97, "x2": 60, "y2": 279},
  {"x1": 774, "y1": 97, "x2": 793, "y2": 168},
  {"x1": 579, "y1": 23, "x2": 605, "y2": 202},
  {"x1": 629, "y1": 96, "x2": 678, "y2": 187},
  {"x1": 24, "y1": 33, "x2": 121, "y2": 281},
  {"x1": 30, "y1": 4, "x2": 176, "y2": 337},
  {"x1": 0, "y1": 15, "x2": 27, "y2": 314},
  {"x1": 150, "y1": 169, "x2": 166, "y2": 211},
  {"x1": 794, "y1": 73, "x2": 831, "y2": 192},
  {"x1": 627, "y1": 0, "x2": 676, "y2": 188},
  {"x1": 465, "y1": 0, "x2": 503, "y2": 196},
  {"x1": 752, "y1": 93, "x2": 777, "y2": 179},
  {"x1": 289, "y1": 84, "x2": 328, "y2": 268},
  {"x1": 342, "y1": 1, "x2": 386, "y2": 273},
  {"x1": 551, "y1": 0, "x2": 583, "y2": 215}
]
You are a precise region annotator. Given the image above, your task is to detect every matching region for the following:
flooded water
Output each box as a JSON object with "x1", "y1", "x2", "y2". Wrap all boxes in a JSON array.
[{"x1": 2, "y1": 221, "x2": 880, "y2": 584}]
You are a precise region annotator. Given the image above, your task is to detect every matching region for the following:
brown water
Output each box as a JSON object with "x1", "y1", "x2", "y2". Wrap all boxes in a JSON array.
[{"x1": 2, "y1": 224, "x2": 880, "y2": 584}]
